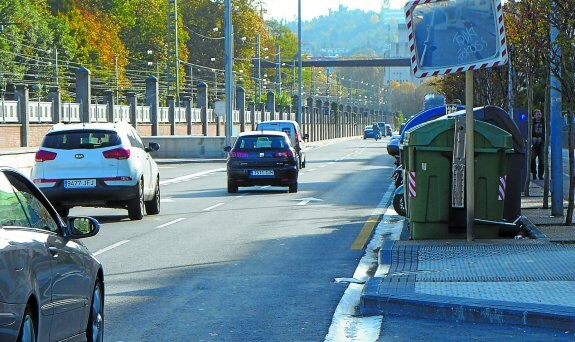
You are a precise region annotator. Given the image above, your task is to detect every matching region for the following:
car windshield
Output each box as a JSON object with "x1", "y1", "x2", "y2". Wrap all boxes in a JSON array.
[
  {"x1": 42, "y1": 130, "x2": 121, "y2": 150},
  {"x1": 235, "y1": 136, "x2": 287, "y2": 150}
]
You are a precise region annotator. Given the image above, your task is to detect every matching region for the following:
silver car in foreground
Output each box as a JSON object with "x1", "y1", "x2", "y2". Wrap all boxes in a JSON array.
[{"x1": 0, "y1": 166, "x2": 104, "y2": 342}]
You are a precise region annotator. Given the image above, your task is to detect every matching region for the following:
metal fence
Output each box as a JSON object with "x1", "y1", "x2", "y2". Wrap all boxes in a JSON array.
[{"x1": 0, "y1": 98, "x2": 259, "y2": 125}]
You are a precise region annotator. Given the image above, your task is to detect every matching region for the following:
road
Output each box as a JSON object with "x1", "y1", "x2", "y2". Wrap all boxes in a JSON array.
[{"x1": 74, "y1": 137, "x2": 397, "y2": 341}]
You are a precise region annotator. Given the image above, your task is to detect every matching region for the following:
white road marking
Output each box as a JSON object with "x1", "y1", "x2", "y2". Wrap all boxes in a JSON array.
[
  {"x1": 293, "y1": 197, "x2": 323, "y2": 206},
  {"x1": 203, "y1": 203, "x2": 224, "y2": 211},
  {"x1": 155, "y1": 218, "x2": 186, "y2": 229},
  {"x1": 161, "y1": 198, "x2": 174, "y2": 202},
  {"x1": 160, "y1": 168, "x2": 225, "y2": 185},
  {"x1": 93, "y1": 240, "x2": 130, "y2": 256},
  {"x1": 325, "y1": 183, "x2": 402, "y2": 342}
]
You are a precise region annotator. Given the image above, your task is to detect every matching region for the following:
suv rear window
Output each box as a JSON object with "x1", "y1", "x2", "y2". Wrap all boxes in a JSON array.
[
  {"x1": 42, "y1": 130, "x2": 121, "y2": 150},
  {"x1": 235, "y1": 136, "x2": 287, "y2": 149}
]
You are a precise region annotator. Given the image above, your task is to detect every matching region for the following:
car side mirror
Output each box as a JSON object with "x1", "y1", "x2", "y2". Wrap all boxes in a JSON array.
[
  {"x1": 146, "y1": 142, "x2": 160, "y2": 153},
  {"x1": 224, "y1": 146, "x2": 231, "y2": 152},
  {"x1": 67, "y1": 216, "x2": 100, "y2": 238}
]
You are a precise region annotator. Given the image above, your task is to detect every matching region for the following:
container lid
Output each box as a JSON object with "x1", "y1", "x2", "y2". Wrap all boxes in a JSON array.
[{"x1": 404, "y1": 117, "x2": 513, "y2": 151}]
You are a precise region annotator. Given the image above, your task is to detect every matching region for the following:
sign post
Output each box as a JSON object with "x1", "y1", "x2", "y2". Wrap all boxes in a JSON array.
[{"x1": 405, "y1": 0, "x2": 508, "y2": 241}]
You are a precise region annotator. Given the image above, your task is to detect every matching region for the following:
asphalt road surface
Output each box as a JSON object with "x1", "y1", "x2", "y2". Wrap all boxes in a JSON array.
[{"x1": 76, "y1": 137, "x2": 395, "y2": 341}]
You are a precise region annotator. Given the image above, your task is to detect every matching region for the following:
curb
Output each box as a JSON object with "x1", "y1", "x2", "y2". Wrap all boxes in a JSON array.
[{"x1": 360, "y1": 286, "x2": 575, "y2": 330}]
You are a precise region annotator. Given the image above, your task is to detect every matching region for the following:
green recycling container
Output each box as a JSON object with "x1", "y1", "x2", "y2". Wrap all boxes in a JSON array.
[{"x1": 403, "y1": 116, "x2": 513, "y2": 239}]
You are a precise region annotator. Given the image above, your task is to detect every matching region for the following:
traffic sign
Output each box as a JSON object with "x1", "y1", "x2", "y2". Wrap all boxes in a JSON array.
[{"x1": 405, "y1": 0, "x2": 508, "y2": 78}]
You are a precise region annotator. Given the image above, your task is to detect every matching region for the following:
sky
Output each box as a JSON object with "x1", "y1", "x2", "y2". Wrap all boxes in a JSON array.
[{"x1": 263, "y1": 0, "x2": 407, "y2": 22}]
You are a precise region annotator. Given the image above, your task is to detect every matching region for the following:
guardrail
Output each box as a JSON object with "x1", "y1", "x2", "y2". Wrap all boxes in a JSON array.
[{"x1": 0, "y1": 99, "x2": 260, "y2": 125}]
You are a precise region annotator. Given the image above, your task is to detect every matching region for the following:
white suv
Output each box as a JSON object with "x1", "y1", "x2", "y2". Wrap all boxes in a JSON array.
[{"x1": 31, "y1": 122, "x2": 161, "y2": 220}]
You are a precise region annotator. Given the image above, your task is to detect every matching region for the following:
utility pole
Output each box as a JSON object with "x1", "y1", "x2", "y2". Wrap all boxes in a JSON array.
[
  {"x1": 224, "y1": 0, "x2": 233, "y2": 146},
  {"x1": 275, "y1": 45, "x2": 281, "y2": 98},
  {"x1": 167, "y1": 0, "x2": 180, "y2": 104},
  {"x1": 115, "y1": 55, "x2": 119, "y2": 105},
  {"x1": 256, "y1": 34, "x2": 261, "y2": 104},
  {"x1": 297, "y1": 0, "x2": 303, "y2": 123},
  {"x1": 54, "y1": 49, "x2": 59, "y2": 86}
]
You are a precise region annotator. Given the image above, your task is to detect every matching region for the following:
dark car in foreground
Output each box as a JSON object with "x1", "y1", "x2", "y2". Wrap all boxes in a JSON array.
[
  {"x1": 0, "y1": 166, "x2": 103, "y2": 342},
  {"x1": 224, "y1": 131, "x2": 299, "y2": 193}
]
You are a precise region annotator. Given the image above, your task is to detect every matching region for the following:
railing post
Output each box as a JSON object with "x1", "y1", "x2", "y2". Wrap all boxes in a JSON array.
[
  {"x1": 181, "y1": 95, "x2": 192, "y2": 135},
  {"x1": 249, "y1": 102, "x2": 255, "y2": 131},
  {"x1": 197, "y1": 82, "x2": 208, "y2": 136},
  {"x1": 48, "y1": 87, "x2": 61, "y2": 123},
  {"x1": 15, "y1": 84, "x2": 29, "y2": 147},
  {"x1": 76, "y1": 67, "x2": 91, "y2": 123},
  {"x1": 267, "y1": 91, "x2": 276, "y2": 120},
  {"x1": 146, "y1": 76, "x2": 159, "y2": 136},
  {"x1": 126, "y1": 91, "x2": 137, "y2": 128},
  {"x1": 103, "y1": 90, "x2": 114, "y2": 123},
  {"x1": 236, "y1": 87, "x2": 245, "y2": 133},
  {"x1": 307, "y1": 97, "x2": 314, "y2": 141},
  {"x1": 167, "y1": 95, "x2": 175, "y2": 135}
]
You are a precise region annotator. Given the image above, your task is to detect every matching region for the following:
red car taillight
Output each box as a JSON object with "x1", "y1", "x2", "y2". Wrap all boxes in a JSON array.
[
  {"x1": 230, "y1": 151, "x2": 249, "y2": 158},
  {"x1": 103, "y1": 148, "x2": 131, "y2": 160},
  {"x1": 35, "y1": 150, "x2": 57, "y2": 162},
  {"x1": 273, "y1": 150, "x2": 294, "y2": 158}
]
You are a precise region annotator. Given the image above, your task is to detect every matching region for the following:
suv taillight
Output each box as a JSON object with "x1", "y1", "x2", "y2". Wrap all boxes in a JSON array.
[
  {"x1": 103, "y1": 148, "x2": 131, "y2": 160},
  {"x1": 35, "y1": 150, "x2": 57, "y2": 162}
]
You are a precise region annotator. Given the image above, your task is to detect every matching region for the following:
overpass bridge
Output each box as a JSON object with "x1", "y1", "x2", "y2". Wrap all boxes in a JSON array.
[{"x1": 259, "y1": 58, "x2": 411, "y2": 68}]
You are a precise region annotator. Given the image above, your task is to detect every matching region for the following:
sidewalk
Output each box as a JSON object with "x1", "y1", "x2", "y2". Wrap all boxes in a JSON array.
[{"x1": 360, "y1": 181, "x2": 575, "y2": 330}]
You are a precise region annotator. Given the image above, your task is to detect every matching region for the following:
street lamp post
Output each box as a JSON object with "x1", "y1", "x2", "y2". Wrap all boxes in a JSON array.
[
  {"x1": 224, "y1": 0, "x2": 233, "y2": 147},
  {"x1": 256, "y1": 34, "x2": 262, "y2": 104},
  {"x1": 275, "y1": 45, "x2": 281, "y2": 98}
]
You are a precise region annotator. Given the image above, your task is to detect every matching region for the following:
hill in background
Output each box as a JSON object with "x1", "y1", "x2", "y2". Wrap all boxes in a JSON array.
[{"x1": 284, "y1": 5, "x2": 406, "y2": 58}]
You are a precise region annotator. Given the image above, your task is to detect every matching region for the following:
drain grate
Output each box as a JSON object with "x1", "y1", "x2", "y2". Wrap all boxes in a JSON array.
[{"x1": 384, "y1": 243, "x2": 575, "y2": 283}]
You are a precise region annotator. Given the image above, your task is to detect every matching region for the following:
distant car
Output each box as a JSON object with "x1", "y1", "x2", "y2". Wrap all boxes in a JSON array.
[
  {"x1": 31, "y1": 122, "x2": 161, "y2": 220},
  {"x1": 0, "y1": 166, "x2": 104, "y2": 342},
  {"x1": 255, "y1": 120, "x2": 308, "y2": 168},
  {"x1": 364, "y1": 126, "x2": 375, "y2": 139},
  {"x1": 224, "y1": 131, "x2": 299, "y2": 193},
  {"x1": 387, "y1": 134, "x2": 401, "y2": 156},
  {"x1": 385, "y1": 124, "x2": 393, "y2": 137}
]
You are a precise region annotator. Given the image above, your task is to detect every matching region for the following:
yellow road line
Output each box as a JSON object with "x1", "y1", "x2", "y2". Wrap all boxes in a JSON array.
[{"x1": 351, "y1": 215, "x2": 380, "y2": 250}]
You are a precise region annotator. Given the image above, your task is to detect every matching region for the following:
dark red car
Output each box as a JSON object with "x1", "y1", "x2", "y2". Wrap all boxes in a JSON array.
[{"x1": 224, "y1": 131, "x2": 299, "y2": 193}]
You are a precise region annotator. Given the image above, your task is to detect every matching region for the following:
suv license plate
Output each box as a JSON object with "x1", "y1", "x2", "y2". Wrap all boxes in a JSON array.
[
  {"x1": 64, "y1": 179, "x2": 96, "y2": 188},
  {"x1": 251, "y1": 170, "x2": 274, "y2": 176}
]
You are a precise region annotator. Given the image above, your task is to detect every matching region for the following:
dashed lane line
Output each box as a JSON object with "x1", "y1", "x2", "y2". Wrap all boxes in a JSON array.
[
  {"x1": 93, "y1": 240, "x2": 130, "y2": 256},
  {"x1": 203, "y1": 203, "x2": 224, "y2": 211},
  {"x1": 160, "y1": 168, "x2": 225, "y2": 185},
  {"x1": 155, "y1": 218, "x2": 186, "y2": 229}
]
